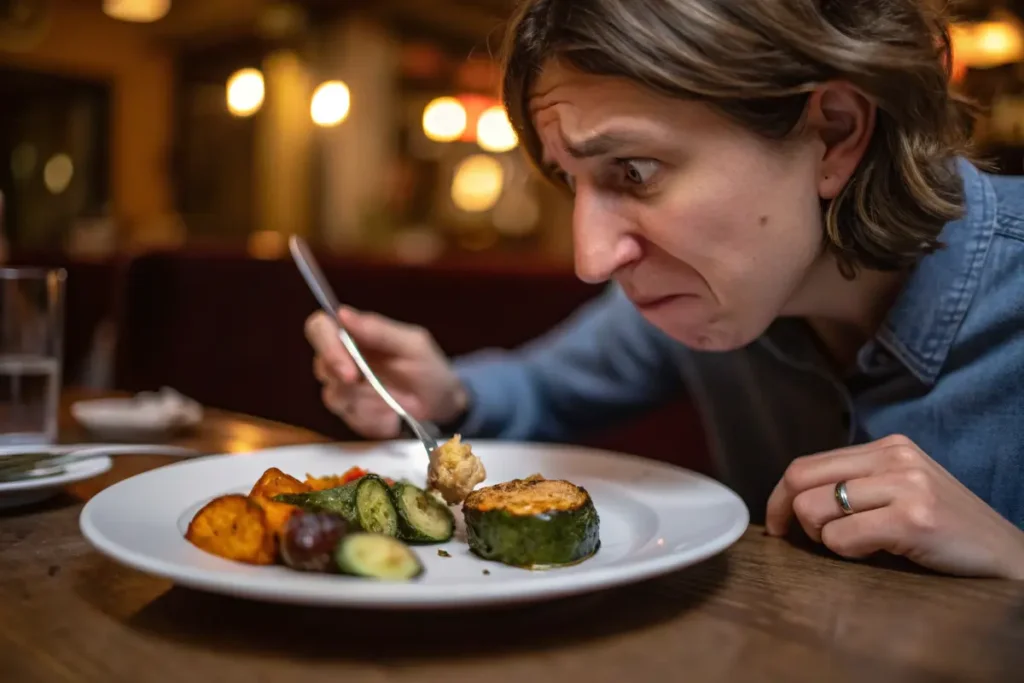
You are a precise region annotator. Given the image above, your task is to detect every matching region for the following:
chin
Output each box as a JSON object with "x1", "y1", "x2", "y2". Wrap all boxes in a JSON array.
[{"x1": 641, "y1": 304, "x2": 762, "y2": 352}]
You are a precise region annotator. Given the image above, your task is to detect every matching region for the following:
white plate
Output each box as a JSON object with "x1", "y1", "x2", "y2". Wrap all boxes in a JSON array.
[
  {"x1": 79, "y1": 440, "x2": 748, "y2": 609},
  {"x1": 0, "y1": 456, "x2": 112, "y2": 510}
]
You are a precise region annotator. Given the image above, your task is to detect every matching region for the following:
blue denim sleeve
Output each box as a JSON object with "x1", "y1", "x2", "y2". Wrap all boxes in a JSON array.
[{"x1": 450, "y1": 284, "x2": 686, "y2": 441}]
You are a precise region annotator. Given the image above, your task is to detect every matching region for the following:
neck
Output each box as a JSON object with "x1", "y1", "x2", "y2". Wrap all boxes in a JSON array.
[{"x1": 783, "y1": 253, "x2": 908, "y2": 367}]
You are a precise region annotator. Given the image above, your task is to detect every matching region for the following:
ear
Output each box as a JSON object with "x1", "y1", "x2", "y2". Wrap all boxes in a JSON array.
[{"x1": 804, "y1": 82, "x2": 876, "y2": 200}]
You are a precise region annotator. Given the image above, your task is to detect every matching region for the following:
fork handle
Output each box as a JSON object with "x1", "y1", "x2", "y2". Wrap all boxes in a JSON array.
[{"x1": 336, "y1": 329, "x2": 439, "y2": 452}]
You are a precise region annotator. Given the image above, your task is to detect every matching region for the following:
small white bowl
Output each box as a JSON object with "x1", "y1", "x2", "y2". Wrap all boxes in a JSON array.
[{"x1": 71, "y1": 387, "x2": 203, "y2": 441}]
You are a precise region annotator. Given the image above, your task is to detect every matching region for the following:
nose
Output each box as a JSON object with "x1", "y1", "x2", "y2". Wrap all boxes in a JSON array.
[{"x1": 572, "y1": 188, "x2": 641, "y2": 283}]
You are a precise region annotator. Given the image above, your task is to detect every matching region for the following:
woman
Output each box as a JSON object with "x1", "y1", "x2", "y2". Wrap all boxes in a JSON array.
[{"x1": 305, "y1": 0, "x2": 1024, "y2": 578}]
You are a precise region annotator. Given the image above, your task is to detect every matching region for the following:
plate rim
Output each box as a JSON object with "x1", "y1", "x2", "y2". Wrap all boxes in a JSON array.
[
  {"x1": 0, "y1": 455, "x2": 112, "y2": 493},
  {"x1": 79, "y1": 440, "x2": 749, "y2": 609}
]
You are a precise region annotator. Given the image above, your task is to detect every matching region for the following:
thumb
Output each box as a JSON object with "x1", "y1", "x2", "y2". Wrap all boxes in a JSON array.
[{"x1": 337, "y1": 306, "x2": 427, "y2": 358}]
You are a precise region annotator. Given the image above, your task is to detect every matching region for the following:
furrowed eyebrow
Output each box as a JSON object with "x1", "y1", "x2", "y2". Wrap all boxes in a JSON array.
[
  {"x1": 539, "y1": 130, "x2": 656, "y2": 176},
  {"x1": 564, "y1": 132, "x2": 637, "y2": 158}
]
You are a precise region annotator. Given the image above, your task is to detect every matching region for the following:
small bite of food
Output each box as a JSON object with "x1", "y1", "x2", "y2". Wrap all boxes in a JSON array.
[
  {"x1": 279, "y1": 511, "x2": 350, "y2": 572},
  {"x1": 185, "y1": 494, "x2": 277, "y2": 565},
  {"x1": 462, "y1": 475, "x2": 600, "y2": 569},
  {"x1": 335, "y1": 532, "x2": 424, "y2": 580},
  {"x1": 427, "y1": 434, "x2": 486, "y2": 505}
]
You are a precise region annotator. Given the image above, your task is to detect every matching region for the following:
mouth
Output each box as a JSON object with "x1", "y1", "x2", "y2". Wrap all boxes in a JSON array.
[{"x1": 629, "y1": 293, "x2": 693, "y2": 311}]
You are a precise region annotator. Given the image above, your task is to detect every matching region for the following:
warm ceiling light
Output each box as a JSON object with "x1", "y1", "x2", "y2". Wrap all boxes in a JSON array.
[
  {"x1": 310, "y1": 81, "x2": 351, "y2": 127},
  {"x1": 476, "y1": 105, "x2": 518, "y2": 153},
  {"x1": 226, "y1": 68, "x2": 265, "y2": 117},
  {"x1": 451, "y1": 154, "x2": 504, "y2": 212},
  {"x1": 423, "y1": 97, "x2": 467, "y2": 142},
  {"x1": 43, "y1": 154, "x2": 74, "y2": 195},
  {"x1": 103, "y1": 0, "x2": 171, "y2": 23},
  {"x1": 950, "y1": 12, "x2": 1024, "y2": 69}
]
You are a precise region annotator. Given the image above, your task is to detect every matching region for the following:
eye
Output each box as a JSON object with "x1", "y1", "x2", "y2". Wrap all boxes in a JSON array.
[{"x1": 620, "y1": 159, "x2": 660, "y2": 185}]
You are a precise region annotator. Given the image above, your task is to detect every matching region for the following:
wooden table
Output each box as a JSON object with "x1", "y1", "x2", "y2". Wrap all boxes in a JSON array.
[{"x1": 2, "y1": 392, "x2": 1023, "y2": 682}]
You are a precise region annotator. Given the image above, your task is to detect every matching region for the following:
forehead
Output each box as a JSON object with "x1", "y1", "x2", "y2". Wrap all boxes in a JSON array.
[{"x1": 528, "y1": 61, "x2": 676, "y2": 135}]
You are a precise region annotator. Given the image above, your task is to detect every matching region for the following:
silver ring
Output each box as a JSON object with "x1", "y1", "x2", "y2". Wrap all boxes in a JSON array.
[{"x1": 834, "y1": 480, "x2": 854, "y2": 515}]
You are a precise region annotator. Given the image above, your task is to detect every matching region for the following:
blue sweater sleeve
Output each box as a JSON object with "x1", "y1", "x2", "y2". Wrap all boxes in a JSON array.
[{"x1": 450, "y1": 284, "x2": 685, "y2": 441}]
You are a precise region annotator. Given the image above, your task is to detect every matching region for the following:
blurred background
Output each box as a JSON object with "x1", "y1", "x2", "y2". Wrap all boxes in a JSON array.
[{"x1": 0, "y1": 0, "x2": 1021, "y2": 467}]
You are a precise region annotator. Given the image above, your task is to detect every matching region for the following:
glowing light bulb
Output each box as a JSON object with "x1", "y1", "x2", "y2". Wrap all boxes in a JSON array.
[
  {"x1": 311, "y1": 81, "x2": 351, "y2": 127},
  {"x1": 423, "y1": 97, "x2": 467, "y2": 142},
  {"x1": 227, "y1": 68, "x2": 265, "y2": 117}
]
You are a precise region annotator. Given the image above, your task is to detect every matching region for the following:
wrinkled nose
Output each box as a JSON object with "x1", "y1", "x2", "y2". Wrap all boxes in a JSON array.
[{"x1": 572, "y1": 188, "x2": 641, "y2": 283}]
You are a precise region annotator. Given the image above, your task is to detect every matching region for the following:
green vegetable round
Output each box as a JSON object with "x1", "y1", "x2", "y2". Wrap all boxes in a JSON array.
[
  {"x1": 462, "y1": 477, "x2": 600, "y2": 568},
  {"x1": 389, "y1": 481, "x2": 455, "y2": 543},
  {"x1": 334, "y1": 533, "x2": 423, "y2": 580}
]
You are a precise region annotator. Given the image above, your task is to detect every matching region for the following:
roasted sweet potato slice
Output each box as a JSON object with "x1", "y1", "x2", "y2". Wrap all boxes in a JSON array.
[
  {"x1": 249, "y1": 467, "x2": 311, "y2": 499},
  {"x1": 249, "y1": 467, "x2": 311, "y2": 538},
  {"x1": 185, "y1": 494, "x2": 276, "y2": 564}
]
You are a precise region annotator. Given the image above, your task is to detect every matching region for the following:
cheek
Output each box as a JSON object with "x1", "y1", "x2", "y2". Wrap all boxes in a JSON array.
[
  {"x1": 628, "y1": 142, "x2": 824, "y2": 349},
  {"x1": 638, "y1": 163, "x2": 823, "y2": 302},
  {"x1": 640, "y1": 177, "x2": 775, "y2": 274}
]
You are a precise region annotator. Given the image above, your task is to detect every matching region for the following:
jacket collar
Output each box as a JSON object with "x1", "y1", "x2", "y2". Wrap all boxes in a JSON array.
[{"x1": 862, "y1": 159, "x2": 998, "y2": 385}]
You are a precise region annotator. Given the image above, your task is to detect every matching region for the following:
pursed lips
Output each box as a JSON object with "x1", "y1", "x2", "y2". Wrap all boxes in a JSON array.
[
  {"x1": 628, "y1": 293, "x2": 697, "y2": 309},
  {"x1": 622, "y1": 282, "x2": 699, "y2": 303}
]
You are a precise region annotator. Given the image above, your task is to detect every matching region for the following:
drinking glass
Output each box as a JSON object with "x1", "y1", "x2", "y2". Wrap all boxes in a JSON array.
[{"x1": 0, "y1": 267, "x2": 66, "y2": 445}]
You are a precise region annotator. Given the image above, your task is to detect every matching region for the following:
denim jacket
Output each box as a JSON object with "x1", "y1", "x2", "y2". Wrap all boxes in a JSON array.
[{"x1": 453, "y1": 160, "x2": 1024, "y2": 527}]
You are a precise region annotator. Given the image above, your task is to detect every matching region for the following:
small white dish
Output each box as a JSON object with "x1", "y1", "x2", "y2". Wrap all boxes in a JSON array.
[
  {"x1": 0, "y1": 455, "x2": 111, "y2": 510},
  {"x1": 71, "y1": 387, "x2": 203, "y2": 440},
  {"x1": 80, "y1": 439, "x2": 749, "y2": 610}
]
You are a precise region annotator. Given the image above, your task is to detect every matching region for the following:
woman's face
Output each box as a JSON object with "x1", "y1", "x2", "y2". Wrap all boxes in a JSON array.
[{"x1": 529, "y1": 62, "x2": 857, "y2": 351}]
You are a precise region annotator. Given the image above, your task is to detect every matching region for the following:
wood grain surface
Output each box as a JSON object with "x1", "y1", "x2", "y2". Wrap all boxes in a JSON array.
[{"x1": 1, "y1": 391, "x2": 1022, "y2": 682}]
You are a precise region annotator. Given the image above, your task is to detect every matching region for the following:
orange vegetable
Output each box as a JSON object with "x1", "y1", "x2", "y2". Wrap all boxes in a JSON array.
[
  {"x1": 248, "y1": 467, "x2": 311, "y2": 538},
  {"x1": 304, "y1": 466, "x2": 370, "y2": 491},
  {"x1": 185, "y1": 494, "x2": 276, "y2": 564}
]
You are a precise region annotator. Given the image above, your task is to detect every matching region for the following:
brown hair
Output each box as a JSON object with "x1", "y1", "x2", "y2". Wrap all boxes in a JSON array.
[{"x1": 499, "y1": 0, "x2": 978, "y2": 277}]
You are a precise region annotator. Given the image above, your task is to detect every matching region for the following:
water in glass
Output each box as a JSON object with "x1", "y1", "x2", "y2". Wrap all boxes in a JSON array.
[{"x1": 0, "y1": 268, "x2": 65, "y2": 446}]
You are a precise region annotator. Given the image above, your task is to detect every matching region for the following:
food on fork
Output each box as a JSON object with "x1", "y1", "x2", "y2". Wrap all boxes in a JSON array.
[
  {"x1": 463, "y1": 475, "x2": 601, "y2": 569},
  {"x1": 427, "y1": 434, "x2": 486, "y2": 505}
]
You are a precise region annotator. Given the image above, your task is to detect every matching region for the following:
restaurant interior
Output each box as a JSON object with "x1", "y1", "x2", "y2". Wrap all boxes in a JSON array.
[{"x1": 1, "y1": 0, "x2": 1023, "y2": 472}]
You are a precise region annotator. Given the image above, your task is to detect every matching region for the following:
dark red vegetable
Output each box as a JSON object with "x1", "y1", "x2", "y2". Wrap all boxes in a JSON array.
[{"x1": 280, "y1": 511, "x2": 350, "y2": 572}]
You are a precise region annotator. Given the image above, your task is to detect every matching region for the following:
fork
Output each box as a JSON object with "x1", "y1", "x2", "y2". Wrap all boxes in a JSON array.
[
  {"x1": 0, "y1": 443, "x2": 199, "y2": 481},
  {"x1": 288, "y1": 236, "x2": 441, "y2": 457}
]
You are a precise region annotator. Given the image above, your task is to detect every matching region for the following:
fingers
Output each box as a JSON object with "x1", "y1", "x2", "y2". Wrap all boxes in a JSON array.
[
  {"x1": 820, "y1": 506, "x2": 903, "y2": 559},
  {"x1": 321, "y1": 382, "x2": 401, "y2": 439},
  {"x1": 790, "y1": 474, "x2": 902, "y2": 542},
  {"x1": 765, "y1": 435, "x2": 925, "y2": 536},
  {"x1": 766, "y1": 449, "x2": 886, "y2": 536},
  {"x1": 305, "y1": 311, "x2": 359, "y2": 383},
  {"x1": 337, "y1": 306, "x2": 431, "y2": 358}
]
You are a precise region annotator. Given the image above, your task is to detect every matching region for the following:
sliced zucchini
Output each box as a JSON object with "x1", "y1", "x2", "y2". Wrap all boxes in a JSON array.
[
  {"x1": 462, "y1": 476, "x2": 600, "y2": 569},
  {"x1": 274, "y1": 474, "x2": 398, "y2": 537},
  {"x1": 353, "y1": 475, "x2": 399, "y2": 536},
  {"x1": 334, "y1": 533, "x2": 423, "y2": 580},
  {"x1": 390, "y1": 481, "x2": 455, "y2": 543}
]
